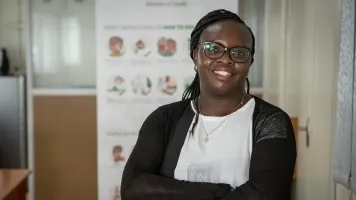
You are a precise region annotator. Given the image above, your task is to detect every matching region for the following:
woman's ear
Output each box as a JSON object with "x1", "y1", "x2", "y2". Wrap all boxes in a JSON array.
[{"x1": 193, "y1": 49, "x2": 198, "y2": 65}]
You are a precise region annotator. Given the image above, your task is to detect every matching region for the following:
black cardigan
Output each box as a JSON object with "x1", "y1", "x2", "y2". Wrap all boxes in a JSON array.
[{"x1": 121, "y1": 96, "x2": 297, "y2": 200}]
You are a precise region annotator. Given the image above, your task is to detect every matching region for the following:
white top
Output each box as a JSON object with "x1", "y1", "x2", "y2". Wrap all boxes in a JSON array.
[{"x1": 174, "y1": 99, "x2": 256, "y2": 188}]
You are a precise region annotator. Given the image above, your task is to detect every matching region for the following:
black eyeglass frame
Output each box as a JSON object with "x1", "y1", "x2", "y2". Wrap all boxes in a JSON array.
[{"x1": 198, "y1": 41, "x2": 252, "y2": 63}]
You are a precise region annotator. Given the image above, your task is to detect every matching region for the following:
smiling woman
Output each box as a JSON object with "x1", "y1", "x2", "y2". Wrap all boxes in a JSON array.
[{"x1": 120, "y1": 9, "x2": 296, "y2": 200}]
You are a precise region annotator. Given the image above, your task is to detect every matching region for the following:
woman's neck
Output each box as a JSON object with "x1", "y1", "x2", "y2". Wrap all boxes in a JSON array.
[{"x1": 197, "y1": 91, "x2": 250, "y2": 117}]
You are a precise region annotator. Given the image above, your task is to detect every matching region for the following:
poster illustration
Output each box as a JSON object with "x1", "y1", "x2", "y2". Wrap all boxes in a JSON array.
[{"x1": 96, "y1": 1, "x2": 238, "y2": 199}]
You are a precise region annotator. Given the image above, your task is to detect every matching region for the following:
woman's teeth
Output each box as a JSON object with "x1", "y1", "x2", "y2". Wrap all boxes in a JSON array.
[{"x1": 214, "y1": 71, "x2": 231, "y2": 76}]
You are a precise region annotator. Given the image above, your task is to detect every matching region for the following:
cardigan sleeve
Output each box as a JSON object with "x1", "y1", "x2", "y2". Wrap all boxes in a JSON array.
[
  {"x1": 120, "y1": 106, "x2": 232, "y2": 200},
  {"x1": 221, "y1": 111, "x2": 297, "y2": 200}
]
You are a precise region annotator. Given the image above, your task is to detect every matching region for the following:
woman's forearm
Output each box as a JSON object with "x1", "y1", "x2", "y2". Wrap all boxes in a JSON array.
[{"x1": 121, "y1": 172, "x2": 232, "y2": 200}]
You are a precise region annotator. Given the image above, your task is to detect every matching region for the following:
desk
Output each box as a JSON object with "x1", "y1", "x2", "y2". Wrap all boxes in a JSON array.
[{"x1": 0, "y1": 170, "x2": 30, "y2": 200}]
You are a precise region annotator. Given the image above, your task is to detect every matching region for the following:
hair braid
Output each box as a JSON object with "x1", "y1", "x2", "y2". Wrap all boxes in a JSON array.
[
  {"x1": 190, "y1": 85, "x2": 200, "y2": 137},
  {"x1": 182, "y1": 73, "x2": 200, "y2": 100},
  {"x1": 246, "y1": 78, "x2": 250, "y2": 94}
]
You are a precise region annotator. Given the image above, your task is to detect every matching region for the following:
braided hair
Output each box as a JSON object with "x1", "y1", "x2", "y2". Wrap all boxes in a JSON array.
[{"x1": 182, "y1": 9, "x2": 255, "y2": 136}]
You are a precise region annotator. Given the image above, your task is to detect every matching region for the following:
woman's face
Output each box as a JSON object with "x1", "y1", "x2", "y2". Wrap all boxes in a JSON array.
[{"x1": 193, "y1": 20, "x2": 253, "y2": 95}]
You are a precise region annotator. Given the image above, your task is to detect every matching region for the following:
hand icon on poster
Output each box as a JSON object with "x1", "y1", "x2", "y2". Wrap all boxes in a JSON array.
[
  {"x1": 113, "y1": 145, "x2": 125, "y2": 164},
  {"x1": 109, "y1": 36, "x2": 125, "y2": 57},
  {"x1": 131, "y1": 75, "x2": 152, "y2": 96},
  {"x1": 113, "y1": 186, "x2": 120, "y2": 200},
  {"x1": 133, "y1": 38, "x2": 152, "y2": 57},
  {"x1": 107, "y1": 76, "x2": 126, "y2": 96},
  {"x1": 157, "y1": 37, "x2": 177, "y2": 57},
  {"x1": 158, "y1": 75, "x2": 177, "y2": 95}
]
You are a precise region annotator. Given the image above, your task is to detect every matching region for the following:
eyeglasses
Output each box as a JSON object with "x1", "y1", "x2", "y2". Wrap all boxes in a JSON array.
[{"x1": 198, "y1": 41, "x2": 251, "y2": 63}]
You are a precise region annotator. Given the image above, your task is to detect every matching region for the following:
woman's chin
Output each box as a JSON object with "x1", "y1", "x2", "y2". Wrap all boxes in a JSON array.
[{"x1": 210, "y1": 82, "x2": 236, "y2": 95}]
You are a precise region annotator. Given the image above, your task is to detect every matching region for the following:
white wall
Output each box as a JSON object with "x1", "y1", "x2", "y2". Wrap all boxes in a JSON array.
[
  {"x1": 0, "y1": 0, "x2": 27, "y2": 74},
  {"x1": 263, "y1": 0, "x2": 285, "y2": 107}
]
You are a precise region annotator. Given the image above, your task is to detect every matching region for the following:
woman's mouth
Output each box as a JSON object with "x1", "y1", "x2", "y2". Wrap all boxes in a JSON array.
[
  {"x1": 214, "y1": 70, "x2": 231, "y2": 76},
  {"x1": 212, "y1": 70, "x2": 233, "y2": 82}
]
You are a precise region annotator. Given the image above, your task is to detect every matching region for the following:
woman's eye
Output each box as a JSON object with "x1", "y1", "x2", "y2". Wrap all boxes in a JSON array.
[
  {"x1": 232, "y1": 51, "x2": 245, "y2": 57},
  {"x1": 205, "y1": 45, "x2": 216, "y2": 52}
]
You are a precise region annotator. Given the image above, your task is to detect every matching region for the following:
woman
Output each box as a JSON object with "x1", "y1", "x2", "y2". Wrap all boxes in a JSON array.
[{"x1": 121, "y1": 9, "x2": 296, "y2": 200}]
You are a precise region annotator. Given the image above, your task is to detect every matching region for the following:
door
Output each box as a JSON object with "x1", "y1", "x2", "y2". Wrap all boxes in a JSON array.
[{"x1": 280, "y1": 0, "x2": 342, "y2": 199}]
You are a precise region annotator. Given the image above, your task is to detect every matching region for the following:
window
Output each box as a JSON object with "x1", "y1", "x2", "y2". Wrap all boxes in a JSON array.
[
  {"x1": 31, "y1": 0, "x2": 95, "y2": 88},
  {"x1": 239, "y1": 0, "x2": 265, "y2": 90}
]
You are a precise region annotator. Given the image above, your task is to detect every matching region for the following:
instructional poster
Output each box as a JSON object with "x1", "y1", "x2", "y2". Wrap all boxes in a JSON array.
[{"x1": 95, "y1": 1, "x2": 238, "y2": 199}]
